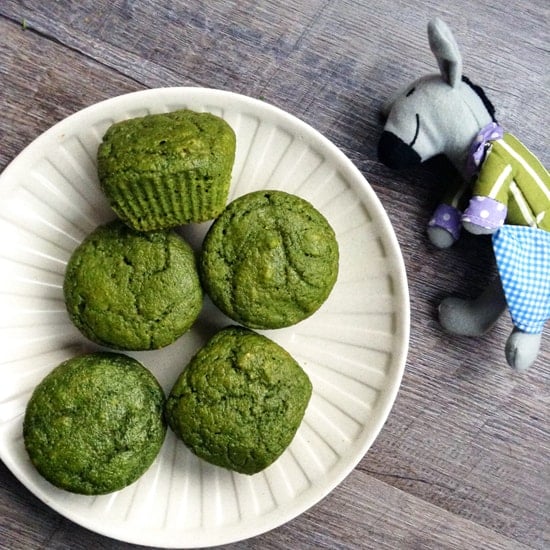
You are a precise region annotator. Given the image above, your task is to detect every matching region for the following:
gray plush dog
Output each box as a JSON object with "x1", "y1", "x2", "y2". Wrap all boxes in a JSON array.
[{"x1": 378, "y1": 18, "x2": 550, "y2": 371}]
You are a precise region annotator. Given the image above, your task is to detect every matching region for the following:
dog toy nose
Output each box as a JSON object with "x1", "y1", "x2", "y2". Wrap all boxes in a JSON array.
[{"x1": 378, "y1": 131, "x2": 422, "y2": 169}]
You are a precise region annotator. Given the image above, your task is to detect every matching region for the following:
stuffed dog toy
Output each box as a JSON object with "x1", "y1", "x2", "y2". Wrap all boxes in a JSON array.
[{"x1": 378, "y1": 18, "x2": 549, "y2": 371}]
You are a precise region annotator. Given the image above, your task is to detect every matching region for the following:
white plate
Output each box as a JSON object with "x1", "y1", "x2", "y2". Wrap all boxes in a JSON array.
[{"x1": 0, "y1": 88, "x2": 409, "y2": 548}]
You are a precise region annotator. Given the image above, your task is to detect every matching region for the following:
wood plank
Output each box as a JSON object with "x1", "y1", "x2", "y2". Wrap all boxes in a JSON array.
[{"x1": 0, "y1": 17, "x2": 142, "y2": 169}]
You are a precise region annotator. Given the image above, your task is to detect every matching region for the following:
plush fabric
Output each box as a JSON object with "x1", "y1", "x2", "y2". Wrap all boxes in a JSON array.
[
  {"x1": 378, "y1": 17, "x2": 549, "y2": 370},
  {"x1": 464, "y1": 133, "x2": 550, "y2": 231},
  {"x1": 493, "y1": 226, "x2": 550, "y2": 334},
  {"x1": 466, "y1": 122, "x2": 503, "y2": 176},
  {"x1": 428, "y1": 203, "x2": 462, "y2": 240}
]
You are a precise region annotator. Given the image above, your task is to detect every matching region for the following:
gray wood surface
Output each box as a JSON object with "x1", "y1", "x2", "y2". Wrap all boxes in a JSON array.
[{"x1": 0, "y1": 1, "x2": 548, "y2": 549}]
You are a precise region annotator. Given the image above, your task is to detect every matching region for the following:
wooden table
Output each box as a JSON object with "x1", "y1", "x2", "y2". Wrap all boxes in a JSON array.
[{"x1": 0, "y1": 1, "x2": 548, "y2": 548}]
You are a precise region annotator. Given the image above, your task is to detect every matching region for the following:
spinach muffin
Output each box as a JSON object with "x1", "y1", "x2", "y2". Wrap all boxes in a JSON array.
[
  {"x1": 200, "y1": 190, "x2": 339, "y2": 329},
  {"x1": 23, "y1": 352, "x2": 166, "y2": 495},
  {"x1": 165, "y1": 326, "x2": 312, "y2": 475},
  {"x1": 64, "y1": 220, "x2": 203, "y2": 350},
  {"x1": 97, "y1": 109, "x2": 236, "y2": 231}
]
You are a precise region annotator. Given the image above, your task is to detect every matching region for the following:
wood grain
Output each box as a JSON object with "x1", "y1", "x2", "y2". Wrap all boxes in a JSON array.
[{"x1": 0, "y1": 1, "x2": 548, "y2": 549}]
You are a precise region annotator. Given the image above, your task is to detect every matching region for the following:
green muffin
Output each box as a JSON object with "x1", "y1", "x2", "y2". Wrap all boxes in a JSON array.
[
  {"x1": 200, "y1": 190, "x2": 339, "y2": 329},
  {"x1": 23, "y1": 352, "x2": 166, "y2": 495},
  {"x1": 64, "y1": 220, "x2": 203, "y2": 350},
  {"x1": 165, "y1": 326, "x2": 312, "y2": 475},
  {"x1": 97, "y1": 109, "x2": 236, "y2": 231}
]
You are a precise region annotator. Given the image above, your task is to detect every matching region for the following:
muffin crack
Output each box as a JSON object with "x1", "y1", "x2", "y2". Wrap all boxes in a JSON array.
[
  {"x1": 200, "y1": 190, "x2": 338, "y2": 329},
  {"x1": 165, "y1": 327, "x2": 312, "y2": 475},
  {"x1": 64, "y1": 220, "x2": 202, "y2": 350}
]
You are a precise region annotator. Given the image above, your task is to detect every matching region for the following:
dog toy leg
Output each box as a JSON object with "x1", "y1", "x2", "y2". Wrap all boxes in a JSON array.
[
  {"x1": 505, "y1": 329, "x2": 542, "y2": 371},
  {"x1": 438, "y1": 277, "x2": 507, "y2": 336}
]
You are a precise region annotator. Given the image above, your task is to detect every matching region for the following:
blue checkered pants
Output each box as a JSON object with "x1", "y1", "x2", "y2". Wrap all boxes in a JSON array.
[{"x1": 493, "y1": 225, "x2": 550, "y2": 334}]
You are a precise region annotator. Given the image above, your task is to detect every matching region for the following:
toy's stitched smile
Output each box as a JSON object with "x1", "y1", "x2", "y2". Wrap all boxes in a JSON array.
[{"x1": 409, "y1": 113, "x2": 420, "y2": 147}]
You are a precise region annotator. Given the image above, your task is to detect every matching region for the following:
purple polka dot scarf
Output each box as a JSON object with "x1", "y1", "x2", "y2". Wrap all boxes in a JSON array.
[{"x1": 466, "y1": 122, "x2": 504, "y2": 177}]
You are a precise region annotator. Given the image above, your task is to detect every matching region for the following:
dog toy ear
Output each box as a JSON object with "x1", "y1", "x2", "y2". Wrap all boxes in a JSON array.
[{"x1": 428, "y1": 18, "x2": 462, "y2": 88}]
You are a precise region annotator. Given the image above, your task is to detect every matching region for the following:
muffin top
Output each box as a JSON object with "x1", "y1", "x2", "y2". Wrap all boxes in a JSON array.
[
  {"x1": 23, "y1": 352, "x2": 166, "y2": 495},
  {"x1": 63, "y1": 220, "x2": 203, "y2": 350},
  {"x1": 97, "y1": 109, "x2": 236, "y2": 230},
  {"x1": 97, "y1": 109, "x2": 235, "y2": 174},
  {"x1": 200, "y1": 190, "x2": 339, "y2": 329},
  {"x1": 165, "y1": 326, "x2": 312, "y2": 475}
]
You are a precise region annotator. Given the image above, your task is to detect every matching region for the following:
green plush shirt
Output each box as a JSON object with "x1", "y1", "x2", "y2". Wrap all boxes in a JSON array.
[{"x1": 472, "y1": 133, "x2": 550, "y2": 230}]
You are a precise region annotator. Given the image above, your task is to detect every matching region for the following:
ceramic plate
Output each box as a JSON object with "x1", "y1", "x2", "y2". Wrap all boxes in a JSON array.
[{"x1": 0, "y1": 88, "x2": 409, "y2": 548}]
